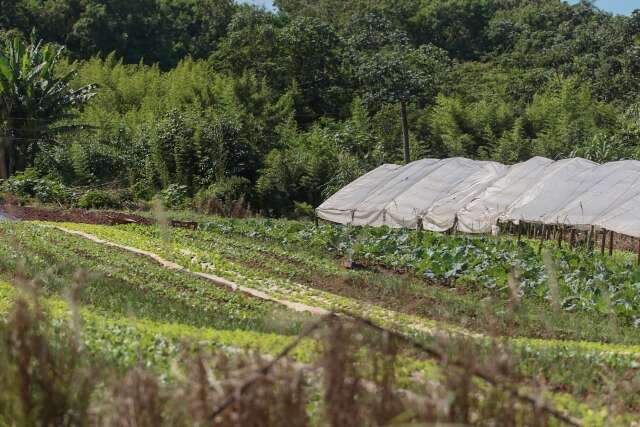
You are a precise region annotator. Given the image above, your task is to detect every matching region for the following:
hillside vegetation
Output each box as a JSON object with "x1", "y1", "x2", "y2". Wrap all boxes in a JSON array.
[{"x1": 2, "y1": 0, "x2": 640, "y2": 213}]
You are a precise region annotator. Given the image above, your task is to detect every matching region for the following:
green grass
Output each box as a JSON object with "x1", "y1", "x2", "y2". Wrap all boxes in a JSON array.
[
  {"x1": 3, "y1": 220, "x2": 640, "y2": 421},
  {"x1": 146, "y1": 220, "x2": 640, "y2": 345},
  {"x1": 0, "y1": 222, "x2": 312, "y2": 336}
]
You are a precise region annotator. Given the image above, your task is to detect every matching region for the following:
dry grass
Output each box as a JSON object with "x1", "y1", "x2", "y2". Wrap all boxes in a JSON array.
[{"x1": 0, "y1": 276, "x2": 590, "y2": 427}]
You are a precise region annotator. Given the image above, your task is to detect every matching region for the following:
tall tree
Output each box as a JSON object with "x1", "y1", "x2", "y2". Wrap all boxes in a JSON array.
[
  {"x1": 346, "y1": 13, "x2": 449, "y2": 163},
  {"x1": 0, "y1": 36, "x2": 96, "y2": 178},
  {"x1": 278, "y1": 16, "x2": 345, "y2": 122},
  {"x1": 213, "y1": 6, "x2": 285, "y2": 83}
]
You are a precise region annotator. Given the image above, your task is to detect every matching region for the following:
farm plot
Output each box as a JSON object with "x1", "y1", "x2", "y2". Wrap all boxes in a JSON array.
[
  {"x1": 31, "y1": 221, "x2": 639, "y2": 413},
  {"x1": 193, "y1": 217, "x2": 640, "y2": 328},
  {"x1": 1, "y1": 220, "x2": 639, "y2": 424},
  {"x1": 0, "y1": 222, "x2": 310, "y2": 335}
]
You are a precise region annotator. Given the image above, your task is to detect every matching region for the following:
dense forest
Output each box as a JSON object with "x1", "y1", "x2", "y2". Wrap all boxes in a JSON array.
[{"x1": 1, "y1": 0, "x2": 640, "y2": 215}]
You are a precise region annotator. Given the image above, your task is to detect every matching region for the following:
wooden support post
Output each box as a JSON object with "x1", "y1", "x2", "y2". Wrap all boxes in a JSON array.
[
  {"x1": 637, "y1": 238, "x2": 640, "y2": 265},
  {"x1": 570, "y1": 228, "x2": 576, "y2": 248},
  {"x1": 609, "y1": 230, "x2": 614, "y2": 256},
  {"x1": 417, "y1": 217, "x2": 423, "y2": 233},
  {"x1": 586, "y1": 225, "x2": 594, "y2": 250},
  {"x1": 600, "y1": 228, "x2": 606, "y2": 255},
  {"x1": 314, "y1": 212, "x2": 319, "y2": 227},
  {"x1": 557, "y1": 225, "x2": 563, "y2": 248},
  {"x1": 517, "y1": 223, "x2": 522, "y2": 242},
  {"x1": 538, "y1": 224, "x2": 546, "y2": 255}
]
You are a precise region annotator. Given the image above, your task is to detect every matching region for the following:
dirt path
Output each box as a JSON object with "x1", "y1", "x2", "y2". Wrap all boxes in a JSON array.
[
  {"x1": 0, "y1": 204, "x2": 152, "y2": 225},
  {"x1": 41, "y1": 223, "x2": 640, "y2": 361},
  {"x1": 49, "y1": 225, "x2": 329, "y2": 316}
]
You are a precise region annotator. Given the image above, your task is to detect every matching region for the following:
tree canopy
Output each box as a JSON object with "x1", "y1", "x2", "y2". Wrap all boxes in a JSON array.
[
  {"x1": 1, "y1": 0, "x2": 640, "y2": 215},
  {"x1": 0, "y1": 36, "x2": 95, "y2": 178}
]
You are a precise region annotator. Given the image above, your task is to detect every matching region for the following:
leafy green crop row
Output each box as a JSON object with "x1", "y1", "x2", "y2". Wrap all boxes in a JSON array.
[
  {"x1": 0, "y1": 222, "x2": 309, "y2": 335},
  {"x1": 47, "y1": 222, "x2": 463, "y2": 334},
  {"x1": 113, "y1": 218, "x2": 640, "y2": 344},
  {"x1": 3, "y1": 279, "x2": 627, "y2": 426},
  {"x1": 196, "y1": 218, "x2": 640, "y2": 325},
  {"x1": 49, "y1": 222, "x2": 640, "y2": 369},
  {"x1": 2, "y1": 223, "x2": 639, "y2": 423},
  {"x1": 0, "y1": 281, "x2": 316, "y2": 372},
  {"x1": 0, "y1": 279, "x2": 437, "y2": 398}
]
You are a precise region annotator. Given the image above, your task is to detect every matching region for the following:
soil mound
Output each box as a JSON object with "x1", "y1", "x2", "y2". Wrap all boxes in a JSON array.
[{"x1": 0, "y1": 204, "x2": 153, "y2": 226}]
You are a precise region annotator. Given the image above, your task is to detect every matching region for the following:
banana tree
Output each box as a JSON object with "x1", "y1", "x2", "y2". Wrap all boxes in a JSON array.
[{"x1": 0, "y1": 36, "x2": 96, "y2": 179}]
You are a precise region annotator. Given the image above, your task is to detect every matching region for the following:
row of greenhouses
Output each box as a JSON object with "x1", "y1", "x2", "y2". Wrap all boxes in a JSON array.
[{"x1": 317, "y1": 157, "x2": 640, "y2": 237}]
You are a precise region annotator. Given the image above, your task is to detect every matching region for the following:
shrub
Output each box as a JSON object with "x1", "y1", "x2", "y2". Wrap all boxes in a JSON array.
[
  {"x1": 78, "y1": 190, "x2": 121, "y2": 210},
  {"x1": 193, "y1": 176, "x2": 251, "y2": 217},
  {"x1": 293, "y1": 201, "x2": 314, "y2": 219},
  {"x1": 158, "y1": 184, "x2": 190, "y2": 209},
  {"x1": 130, "y1": 181, "x2": 155, "y2": 201},
  {"x1": 2, "y1": 170, "x2": 74, "y2": 205}
]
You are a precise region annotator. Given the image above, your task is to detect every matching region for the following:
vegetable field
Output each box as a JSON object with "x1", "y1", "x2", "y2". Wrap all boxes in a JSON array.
[{"x1": 1, "y1": 217, "x2": 640, "y2": 425}]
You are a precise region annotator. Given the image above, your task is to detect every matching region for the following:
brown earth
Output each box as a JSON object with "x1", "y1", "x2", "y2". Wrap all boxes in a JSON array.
[
  {"x1": 2, "y1": 201, "x2": 637, "y2": 253},
  {"x1": 0, "y1": 203, "x2": 153, "y2": 226}
]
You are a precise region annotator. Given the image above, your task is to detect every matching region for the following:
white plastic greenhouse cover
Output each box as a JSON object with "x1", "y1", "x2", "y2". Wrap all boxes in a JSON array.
[{"x1": 316, "y1": 157, "x2": 640, "y2": 238}]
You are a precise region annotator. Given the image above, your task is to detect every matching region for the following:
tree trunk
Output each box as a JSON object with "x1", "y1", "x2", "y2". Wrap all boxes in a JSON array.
[
  {"x1": 400, "y1": 101, "x2": 410, "y2": 164},
  {"x1": 0, "y1": 123, "x2": 8, "y2": 179},
  {"x1": 0, "y1": 135, "x2": 8, "y2": 179},
  {"x1": 5, "y1": 119, "x2": 16, "y2": 177},
  {"x1": 7, "y1": 133, "x2": 16, "y2": 176}
]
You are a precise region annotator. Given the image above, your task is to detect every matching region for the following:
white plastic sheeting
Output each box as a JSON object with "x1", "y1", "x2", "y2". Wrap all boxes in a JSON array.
[
  {"x1": 457, "y1": 157, "x2": 554, "y2": 233},
  {"x1": 543, "y1": 160, "x2": 640, "y2": 227},
  {"x1": 316, "y1": 163, "x2": 402, "y2": 224},
  {"x1": 316, "y1": 156, "x2": 640, "y2": 238},
  {"x1": 384, "y1": 158, "x2": 506, "y2": 231},
  {"x1": 501, "y1": 158, "x2": 598, "y2": 224}
]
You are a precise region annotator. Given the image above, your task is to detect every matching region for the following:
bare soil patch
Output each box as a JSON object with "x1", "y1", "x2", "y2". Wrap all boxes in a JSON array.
[{"x1": 0, "y1": 203, "x2": 153, "y2": 226}]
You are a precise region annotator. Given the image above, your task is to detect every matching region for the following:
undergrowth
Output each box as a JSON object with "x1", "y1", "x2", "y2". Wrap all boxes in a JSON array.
[{"x1": 0, "y1": 280, "x2": 630, "y2": 426}]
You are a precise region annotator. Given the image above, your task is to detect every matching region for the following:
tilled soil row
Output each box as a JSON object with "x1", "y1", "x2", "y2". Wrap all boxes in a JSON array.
[
  {"x1": 49, "y1": 225, "x2": 329, "y2": 316},
  {"x1": 4, "y1": 202, "x2": 638, "y2": 254},
  {"x1": 0, "y1": 203, "x2": 153, "y2": 225}
]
